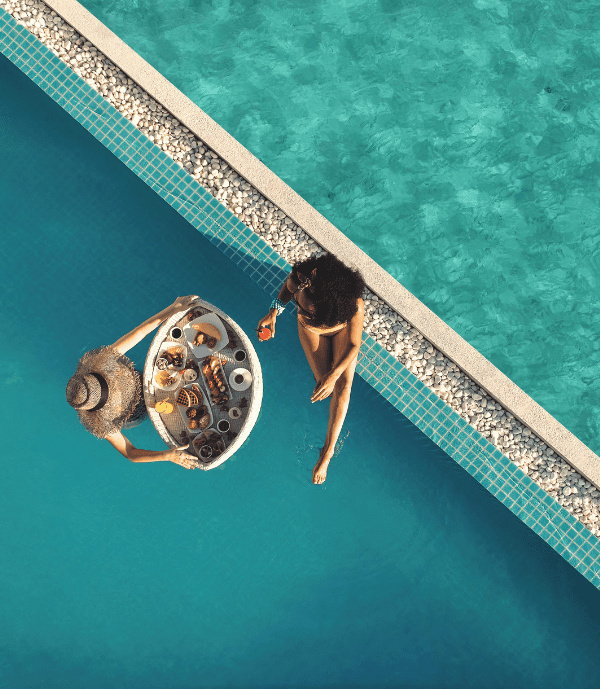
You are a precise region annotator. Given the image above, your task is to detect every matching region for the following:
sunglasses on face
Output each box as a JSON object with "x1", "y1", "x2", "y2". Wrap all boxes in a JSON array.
[
  {"x1": 287, "y1": 273, "x2": 314, "y2": 313},
  {"x1": 296, "y1": 272, "x2": 311, "y2": 291},
  {"x1": 292, "y1": 268, "x2": 317, "y2": 294}
]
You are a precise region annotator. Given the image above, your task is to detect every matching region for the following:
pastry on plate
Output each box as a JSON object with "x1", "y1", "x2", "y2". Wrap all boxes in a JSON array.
[
  {"x1": 192, "y1": 322, "x2": 221, "y2": 342},
  {"x1": 164, "y1": 346, "x2": 184, "y2": 368},
  {"x1": 194, "y1": 434, "x2": 207, "y2": 448},
  {"x1": 155, "y1": 370, "x2": 177, "y2": 388},
  {"x1": 186, "y1": 309, "x2": 203, "y2": 323}
]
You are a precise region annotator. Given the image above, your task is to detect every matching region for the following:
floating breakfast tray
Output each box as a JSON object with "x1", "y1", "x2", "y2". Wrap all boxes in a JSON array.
[{"x1": 143, "y1": 299, "x2": 263, "y2": 471}]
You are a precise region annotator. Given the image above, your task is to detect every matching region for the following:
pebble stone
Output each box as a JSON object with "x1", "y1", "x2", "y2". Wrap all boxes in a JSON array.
[{"x1": 7, "y1": 0, "x2": 600, "y2": 537}]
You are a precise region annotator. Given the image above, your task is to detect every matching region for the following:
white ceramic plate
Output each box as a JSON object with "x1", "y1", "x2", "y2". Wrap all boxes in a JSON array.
[
  {"x1": 153, "y1": 342, "x2": 187, "y2": 391},
  {"x1": 177, "y1": 383, "x2": 213, "y2": 433},
  {"x1": 183, "y1": 312, "x2": 229, "y2": 358},
  {"x1": 229, "y1": 368, "x2": 253, "y2": 392}
]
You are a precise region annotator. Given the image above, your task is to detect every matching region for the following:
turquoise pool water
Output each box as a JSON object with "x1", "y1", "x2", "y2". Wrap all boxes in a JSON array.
[
  {"x1": 77, "y1": 0, "x2": 600, "y2": 456},
  {"x1": 3, "y1": 53, "x2": 600, "y2": 689}
]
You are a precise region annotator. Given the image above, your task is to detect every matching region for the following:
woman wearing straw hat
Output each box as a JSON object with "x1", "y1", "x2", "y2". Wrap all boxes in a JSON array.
[{"x1": 66, "y1": 295, "x2": 199, "y2": 469}]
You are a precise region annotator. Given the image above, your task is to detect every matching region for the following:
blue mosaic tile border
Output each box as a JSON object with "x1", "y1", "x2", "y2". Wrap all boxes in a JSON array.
[{"x1": 2, "y1": 9, "x2": 599, "y2": 587}]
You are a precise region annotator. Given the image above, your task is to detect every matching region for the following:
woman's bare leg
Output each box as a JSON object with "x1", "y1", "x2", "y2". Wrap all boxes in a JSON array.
[
  {"x1": 312, "y1": 326, "x2": 358, "y2": 484},
  {"x1": 297, "y1": 319, "x2": 331, "y2": 383}
]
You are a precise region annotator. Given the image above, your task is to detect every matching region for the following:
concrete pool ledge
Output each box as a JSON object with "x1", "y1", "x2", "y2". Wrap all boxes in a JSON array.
[
  {"x1": 37, "y1": 0, "x2": 600, "y2": 489},
  {"x1": 5, "y1": 0, "x2": 600, "y2": 580}
]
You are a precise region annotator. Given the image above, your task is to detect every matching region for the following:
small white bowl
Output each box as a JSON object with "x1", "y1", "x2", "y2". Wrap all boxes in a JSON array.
[
  {"x1": 183, "y1": 368, "x2": 198, "y2": 382},
  {"x1": 229, "y1": 368, "x2": 252, "y2": 392}
]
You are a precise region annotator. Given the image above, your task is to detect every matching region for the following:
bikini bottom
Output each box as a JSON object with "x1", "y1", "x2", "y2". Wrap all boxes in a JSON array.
[{"x1": 298, "y1": 318, "x2": 347, "y2": 337}]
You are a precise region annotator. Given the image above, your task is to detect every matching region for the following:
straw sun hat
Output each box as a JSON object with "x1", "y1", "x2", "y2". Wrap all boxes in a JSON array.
[{"x1": 66, "y1": 346, "x2": 143, "y2": 438}]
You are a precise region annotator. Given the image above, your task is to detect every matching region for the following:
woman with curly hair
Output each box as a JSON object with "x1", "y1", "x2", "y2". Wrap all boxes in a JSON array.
[{"x1": 257, "y1": 253, "x2": 365, "y2": 484}]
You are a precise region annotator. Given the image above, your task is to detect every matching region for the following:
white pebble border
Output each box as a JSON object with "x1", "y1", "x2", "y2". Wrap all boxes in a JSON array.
[{"x1": 6, "y1": 0, "x2": 600, "y2": 536}]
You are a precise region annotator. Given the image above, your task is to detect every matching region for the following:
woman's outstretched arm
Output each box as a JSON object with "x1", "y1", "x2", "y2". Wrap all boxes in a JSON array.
[
  {"x1": 112, "y1": 295, "x2": 199, "y2": 355},
  {"x1": 255, "y1": 273, "x2": 295, "y2": 340},
  {"x1": 105, "y1": 431, "x2": 197, "y2": 469}
]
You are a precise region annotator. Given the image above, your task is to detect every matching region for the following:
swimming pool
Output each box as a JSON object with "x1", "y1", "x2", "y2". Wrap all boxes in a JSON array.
[
  {"x1": 2, "y1": 45, "x2": 600, "y2": 689},
  {"x1": 73, "y1": 0, "x2": 600, "y2": 457}
]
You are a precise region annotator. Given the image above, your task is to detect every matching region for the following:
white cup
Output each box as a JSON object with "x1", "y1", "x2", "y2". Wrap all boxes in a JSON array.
[{"x1": 183, "y1": 368, "x2": 198, "y2": 382}]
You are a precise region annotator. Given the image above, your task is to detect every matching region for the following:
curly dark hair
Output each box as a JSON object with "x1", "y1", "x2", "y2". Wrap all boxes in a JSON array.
[{"x1": 291, "y1": 253, "x2": 365, "y2": 328}]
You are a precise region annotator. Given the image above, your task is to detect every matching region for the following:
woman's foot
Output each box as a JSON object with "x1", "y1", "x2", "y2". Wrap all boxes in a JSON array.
[{"x1": 312, "y1": 447, "x2": 332, "y2": 485}]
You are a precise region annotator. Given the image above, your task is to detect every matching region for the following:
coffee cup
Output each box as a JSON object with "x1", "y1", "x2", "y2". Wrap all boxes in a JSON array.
[
  {"x1": 170, "y1": 326, "x2": 183, "y2": 339},
  {"x1": 217, "y1": 419, "x2": 230, "y2": 433},
  {"x1": 229, "y1": 368, "x2": 252, "y2": 391},
  {"x1": 234, "y1": 349, "x2": 247, "y2": 362},
  {"x1": 199, "y1": 445, "x2": 213, "y2": 460}
]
